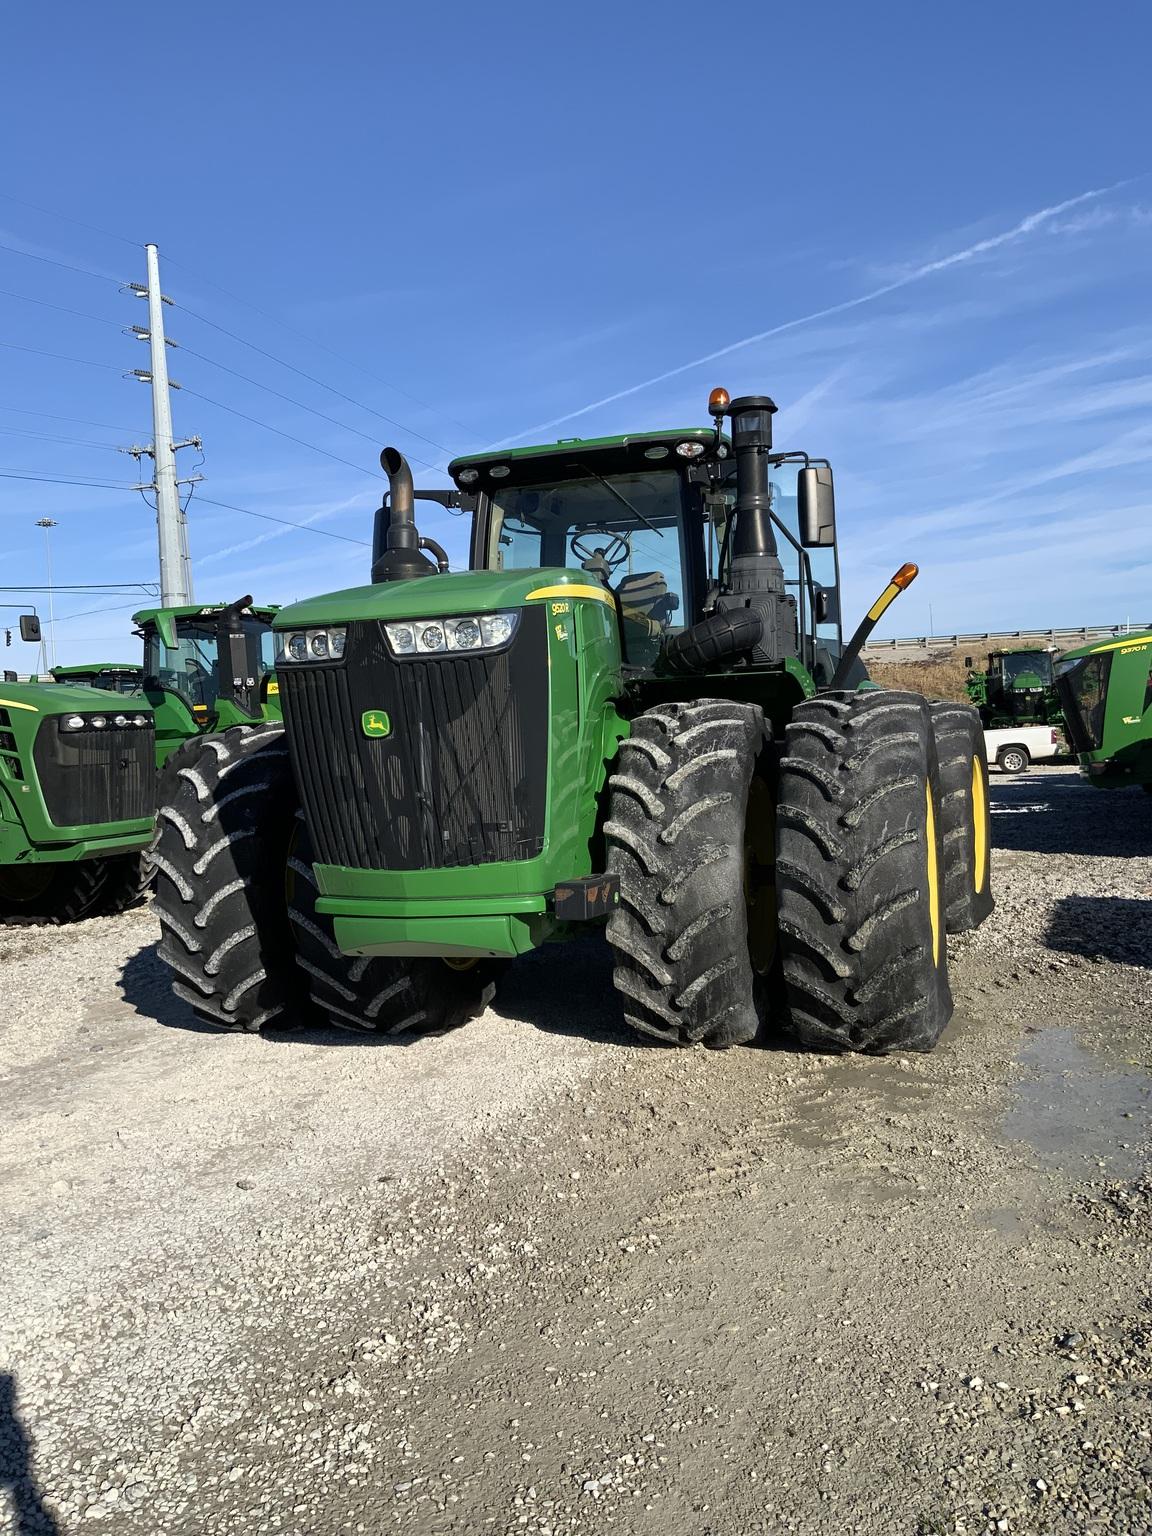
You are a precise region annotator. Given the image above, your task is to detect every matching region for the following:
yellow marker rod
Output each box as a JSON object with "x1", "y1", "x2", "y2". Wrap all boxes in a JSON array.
[{"x1": 830, "y1": 563, "x2": 919, "y2": 690}]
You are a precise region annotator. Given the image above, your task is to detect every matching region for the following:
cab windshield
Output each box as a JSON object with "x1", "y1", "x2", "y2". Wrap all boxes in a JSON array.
[
  {"x1": 143, "y1": 619, "x2": 277, "y2": 709},
  {"x1": 1000, "y1": 652, "x2": 1054, "y2": 685},
  {"x1": 489, "y1": 469, "x2": 687, "y2": 665}
]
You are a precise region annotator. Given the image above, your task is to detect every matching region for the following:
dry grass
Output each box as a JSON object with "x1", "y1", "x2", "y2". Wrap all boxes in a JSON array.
[{"x1": 864, "y1": 648, "x2": 972, "y2": 703}]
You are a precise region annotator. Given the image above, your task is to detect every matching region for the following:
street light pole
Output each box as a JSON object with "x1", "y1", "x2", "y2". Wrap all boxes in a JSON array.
[{"x1": 34, "y1": 518, "x2": 58, "y2": 670}]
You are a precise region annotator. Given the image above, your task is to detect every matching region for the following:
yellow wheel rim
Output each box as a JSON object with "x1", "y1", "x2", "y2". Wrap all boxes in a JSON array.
[
  {"x1": 744, "y1": 775, "x2": 777, "y2": 975},
  {"x1": 442, "y1": 957, "x2": 479, "y2": 971},
  {"x1": 925, "y1": 783, "x2": 942, "y2": 967},
  {"x1": 971, "y1": 755, "x2": 988, "y2": 895}
]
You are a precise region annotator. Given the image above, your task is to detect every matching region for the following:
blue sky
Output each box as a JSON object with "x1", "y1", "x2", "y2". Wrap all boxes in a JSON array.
[{"x1": 1, "y1": 0, "x2": 1150, "y2": 667}]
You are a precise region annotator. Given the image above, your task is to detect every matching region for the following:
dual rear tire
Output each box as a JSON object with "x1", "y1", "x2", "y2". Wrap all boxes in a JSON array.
[{"x1": 605, "y1": 690, "x2": 992, "y2": 1054}]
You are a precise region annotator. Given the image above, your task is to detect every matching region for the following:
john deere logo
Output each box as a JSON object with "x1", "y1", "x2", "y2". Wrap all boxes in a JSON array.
[{"x1": 361, "y1": 710, "x2": 391, "y2": 739}]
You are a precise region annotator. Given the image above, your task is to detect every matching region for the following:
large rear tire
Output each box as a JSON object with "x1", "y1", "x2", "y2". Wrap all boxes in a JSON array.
[
  {"x1": 0, "y1": 860, "x2": 110, "y2": 926},
  {"x1": 776, "y1": 689, "x2": 952, "y2": 1054},
  {"x1": 929, "y1": 702, "x2": 994, "y2": 933},
  {"x1": 605, "y1": 699, "x2": 773, "y2": 1048}
]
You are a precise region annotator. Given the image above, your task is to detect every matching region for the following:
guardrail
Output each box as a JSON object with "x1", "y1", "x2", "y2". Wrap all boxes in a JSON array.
[{"x1": 863, "y1": 623, "x2": 1149, "y2": 659}]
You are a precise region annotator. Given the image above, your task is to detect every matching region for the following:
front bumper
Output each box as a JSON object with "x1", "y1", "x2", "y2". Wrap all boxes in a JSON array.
[{"x1": 315, "y1": 859, "x2": 555, "y2": 958}]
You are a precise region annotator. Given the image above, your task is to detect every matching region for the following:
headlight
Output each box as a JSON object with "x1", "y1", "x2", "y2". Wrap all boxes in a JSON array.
[
  {"x1": 447, "y1": 618, "x2": 481, "y2": 650},
  {"x1": 60, "y1": 711, "x2": 152, "y2": 732},
  {"x1": 278, "y1": 627, "x2": 348, "y2": 664},
  {"x1": 383, "y1": 610, "x2": 520, "y2": 659},
  {"x1": 456, "y1": 467, "x2": 480, "y2": 485},
  {"x1": 675, "y1": 440, "x2": 706, "y2": 458}
]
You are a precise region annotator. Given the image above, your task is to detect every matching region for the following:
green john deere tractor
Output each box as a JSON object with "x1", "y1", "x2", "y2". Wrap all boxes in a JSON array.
[
  {"x1": 133, "y1": 598, "x2": 280, "y2": 767},
  {"x1": 0, "y1": 678, "x2": 156, "y2": 924},
  {"x1": 965, "y1": 647, "x2": 1062, "y2": 729},
  {"x1": 1056, "y1": 631, "x2": 1152, "y2": 791},
  {"x1": 152, "y1": 388, "x2": 993, "y2": 1053},
  {"x1": 50, "y1": 663, "x2": 145, "y2": 695}
]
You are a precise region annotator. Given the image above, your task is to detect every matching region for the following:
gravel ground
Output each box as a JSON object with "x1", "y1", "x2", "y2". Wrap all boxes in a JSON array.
[{"x1": 1, "y1": 763, "x2": 1150, "y2": 1536}]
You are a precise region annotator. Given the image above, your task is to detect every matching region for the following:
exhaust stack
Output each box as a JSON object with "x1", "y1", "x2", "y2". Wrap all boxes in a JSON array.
[
  {"x1": 372, "y1": 447, "x2": 439, "y2": 582},
  {"x1": 714, "y1": 393, "x2": 797, "y2": 664}
]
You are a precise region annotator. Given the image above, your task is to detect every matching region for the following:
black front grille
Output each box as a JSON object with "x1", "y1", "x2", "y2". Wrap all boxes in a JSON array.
[
  {"x1": 33, "y1": 721, "x2": 156, "y2": 828},
  {"x1": 280, "y1": 607, "x2": 548, "y2": 870}
]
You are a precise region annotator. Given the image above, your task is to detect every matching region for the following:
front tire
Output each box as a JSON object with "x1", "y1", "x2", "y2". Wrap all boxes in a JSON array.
[
  {"x1": 88, "y1": 853, "x2": 153, "y2": 918},
  {"x1": 287, "y1": 817, "x2": 501, "y2": 1035},
  {"x1": 776, "y1": 690, "x2": 952, "y2": 1054},
  {"x1": 605, "y1": 699, "x2": 773, "y2": 1048},
  {"x1": 151, "y1": 724, "x2": 305, "y2": 1030},
  {"x1": 0, "y1": 860, "x2": 109, "y2": 926}
]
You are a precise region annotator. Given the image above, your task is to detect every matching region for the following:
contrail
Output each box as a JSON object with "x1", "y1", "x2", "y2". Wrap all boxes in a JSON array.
[{"x1": 488, "y1": 179, "x2": 1138, "y2": 451}]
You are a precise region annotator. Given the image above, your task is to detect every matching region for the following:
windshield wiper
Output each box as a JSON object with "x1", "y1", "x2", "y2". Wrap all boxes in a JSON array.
[{"x1": 565, "y1": 464, "x2": 664, "y2": 538}]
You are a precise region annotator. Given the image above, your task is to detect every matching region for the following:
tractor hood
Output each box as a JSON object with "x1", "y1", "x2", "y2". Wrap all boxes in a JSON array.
[
  {"x1": 274, "y1": 568, "x2": 615, "y2": 631},
  {"x1": 0, "y1": 680, "x2": 155, "y2": 719}
]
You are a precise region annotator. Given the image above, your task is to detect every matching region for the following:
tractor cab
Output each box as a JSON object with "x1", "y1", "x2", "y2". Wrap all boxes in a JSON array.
[
  {"x1": 133, "y1": 599, "x2": 280, "y2": 764},
  {"x1": 1056, "y1": 631, "x2": 1152, "y2": 789},
  {"x1": 49, "y1": 663, "x2": 144, "y2": 696},
  {"x1": 966, "y1": 647, "x2": 1061, "y2": 727},
  {"x1": 444, "y1": 405, "x2": 846, "y2": 700}
]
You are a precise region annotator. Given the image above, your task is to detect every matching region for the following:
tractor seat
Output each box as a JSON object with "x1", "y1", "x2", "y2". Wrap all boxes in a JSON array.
[{"x1": 614, "y1": 571, "x2": 678, "y2": 636}]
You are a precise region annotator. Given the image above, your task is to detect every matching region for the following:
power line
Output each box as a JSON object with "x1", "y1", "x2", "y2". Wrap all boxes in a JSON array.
[
  {"x1": 0, "y1": 468, "x2": 138, "y2": 489},
  {"x1": 0, "y1": 239, "x2": 121, "y2": 285},
  {"x1": 53, "y1": 601, "x2": 147, "y2": 623},
  {"x1": 179, "y1": 305, "x2": 456, "y2": 455},
  {"x1": 0, "y1": 404, "x2": 138, "y2": 433},
  {"x1": 163, "y1": 255, "x2": 477, "y2": 439},
  {"x1": 0, "y1": 339, "x2": 120, "y2": 371},
  {"x1": 179, "y1": 342, "x2": 430, "y2": 463},
  {"x1": 0, "y1": 191, "x2": 142, "y2": 250},
  {"x1": 180, "y1": 386, "x2": 387, "y2": 481},
  {"x1": 194, "y1": 494, "x2": 370, "y2": 546},
  {"x1": 0, "y1": 285, "x2": 124, "y2": 328},
  {"x1": 0, "y1": 426, "x2": 126, "y2": 452}
]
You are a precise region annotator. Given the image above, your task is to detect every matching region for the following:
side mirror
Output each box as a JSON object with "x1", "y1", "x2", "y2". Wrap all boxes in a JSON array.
[
  {"x1": 3, "y1": 670, "x2": 16, "y2": 683},
  {"x1": 798, "y1": 465, "x2": 835, "y2": 548},
  {"x1": 963, "y1": 656, "x2": 973, "y2": 669},
  {"x1": 19, "y1": 614, "x2": 41, "y2": 643}
]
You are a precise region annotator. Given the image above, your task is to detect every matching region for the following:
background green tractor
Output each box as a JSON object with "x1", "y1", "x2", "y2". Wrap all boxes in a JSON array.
[
  {"x1": 965, "y1": 647, "x2": 1062, "y2": 729},
  {"x1": 152, "y1": 388, "x2": 993, "y2": 1053},
  {"x1": 0, "y1": 679, "x2": 155, "y2": 924},
  {"x1": 1056, "y1": 631, "x2": 1152, "y2": 791},
  {"x1": 49, "y1": 663, "x2": 145, "y2": 695},
  {"x1": 133, "y1": 597, "x2": 280, "y2": 767}
]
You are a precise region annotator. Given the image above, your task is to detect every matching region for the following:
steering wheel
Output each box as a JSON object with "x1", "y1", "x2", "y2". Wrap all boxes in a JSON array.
[{"x1": 571, "y1": 530, "x2": 631, "y2": 582}]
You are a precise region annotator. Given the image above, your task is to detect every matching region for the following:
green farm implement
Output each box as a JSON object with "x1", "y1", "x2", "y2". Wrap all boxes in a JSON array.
[
  {"x1": 0, "y1": 680, "x2": 155, "y2": 924},
  {"x1": 965, "y1": 648, "x2": 1062, "y2": 729},
  {"x1": 1056, "y1": 631, "x2": 1152, "y2": 790},
  {"x1": 152, "y1": 388, "x2": 993, "y2": 1054}
]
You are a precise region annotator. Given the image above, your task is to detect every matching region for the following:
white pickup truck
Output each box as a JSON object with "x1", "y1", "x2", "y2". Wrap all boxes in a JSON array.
[{"x1": 983, "y1": 724, "x2": 1065, "y2": 774}]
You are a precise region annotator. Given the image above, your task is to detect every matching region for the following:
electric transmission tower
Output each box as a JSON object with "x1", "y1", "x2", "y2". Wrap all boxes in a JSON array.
[{"x1": 124, "y1": 245, "x2": 199, "y2": 606}]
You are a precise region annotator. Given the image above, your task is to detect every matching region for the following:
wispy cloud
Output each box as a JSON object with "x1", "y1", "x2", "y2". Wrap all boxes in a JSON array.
[{"x1": 483, "y1": 178, "x2": 1141, "y2": 452}]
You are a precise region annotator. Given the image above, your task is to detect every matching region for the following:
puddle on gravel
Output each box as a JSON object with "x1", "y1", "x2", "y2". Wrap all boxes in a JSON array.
[{"x1": 1004, "y1": 1027, "x2": 1152, "y2": 1177}]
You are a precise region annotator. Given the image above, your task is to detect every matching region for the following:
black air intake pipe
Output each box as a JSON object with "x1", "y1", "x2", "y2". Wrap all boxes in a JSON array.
[{"x1": 372, "y1": 447, "x2": 439, "y2": 582}]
